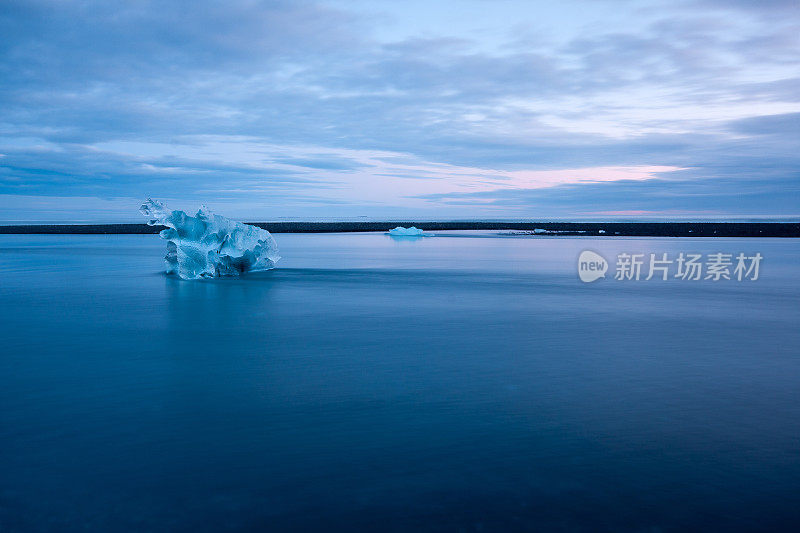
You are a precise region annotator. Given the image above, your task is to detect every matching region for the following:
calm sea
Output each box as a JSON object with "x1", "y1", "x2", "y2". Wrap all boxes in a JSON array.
[{"x1": 1, "y1": 233, "x2": 798, "y2": 532}]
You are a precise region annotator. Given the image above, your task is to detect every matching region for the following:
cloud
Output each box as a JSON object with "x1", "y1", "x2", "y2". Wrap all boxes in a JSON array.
[
  {"x1": 731, "y1": 112, "x2": 800, "y2": 136},
  {"x1": 414, "y1": 175, "x2": 800, "y2": 216},
  {"x1": 271, "y1": 156, "x2": 367, "y2": 171},
  {"x1": 0, "y1": 0, "x2": 798, "y2": 219}
]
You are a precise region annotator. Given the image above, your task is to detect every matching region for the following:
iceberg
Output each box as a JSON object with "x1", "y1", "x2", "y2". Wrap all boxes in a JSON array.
[
  {"x1": 388, "y1": 226, "x2": 425, "y2": 236},
  {"x1": 140, "y1": 198, "x2": 280, "y2": 279}
]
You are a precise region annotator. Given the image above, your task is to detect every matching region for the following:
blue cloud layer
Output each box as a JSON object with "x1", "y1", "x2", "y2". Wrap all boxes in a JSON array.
[{"x1": 0, "y1": 0, "x2": 798, "y2": 220}]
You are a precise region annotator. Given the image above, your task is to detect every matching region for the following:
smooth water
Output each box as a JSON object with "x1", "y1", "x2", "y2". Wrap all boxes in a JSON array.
[{"x1": 1, "y1": 233, "x2": 798, "y2": 532}]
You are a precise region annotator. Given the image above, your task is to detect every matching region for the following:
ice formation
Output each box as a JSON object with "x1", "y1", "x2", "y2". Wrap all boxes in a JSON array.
[
  {"x1": 388, "y1": 226, "x2": 425, "y2": 236},
  {"x1": 140, "y1": 199, "x2": 280, "y2": 279}
]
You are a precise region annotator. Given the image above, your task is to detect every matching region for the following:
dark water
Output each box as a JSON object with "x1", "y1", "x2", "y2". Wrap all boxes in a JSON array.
[{"x1": 1, "y1": 233, "x2": 799, "y2": 532}]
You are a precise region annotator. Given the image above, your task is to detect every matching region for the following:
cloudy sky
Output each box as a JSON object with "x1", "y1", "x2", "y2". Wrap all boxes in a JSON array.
[{"x1": 1, "y1": 0, "x2": 798, "y2": 221}]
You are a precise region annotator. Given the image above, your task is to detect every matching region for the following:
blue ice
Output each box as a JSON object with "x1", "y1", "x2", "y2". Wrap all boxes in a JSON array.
[{"x1": 140, "y1": 199, "x2": 280, "y2": 279}]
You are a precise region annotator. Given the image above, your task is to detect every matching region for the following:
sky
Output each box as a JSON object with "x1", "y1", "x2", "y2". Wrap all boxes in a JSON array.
[{"x1": 0, "y1": 0, "x2": 798, "y2": 221}]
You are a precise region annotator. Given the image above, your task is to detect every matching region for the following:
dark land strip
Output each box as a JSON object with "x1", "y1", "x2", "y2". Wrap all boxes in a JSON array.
[{"x1": 1, "y1": 222, "x2": 799, "y2": 237}]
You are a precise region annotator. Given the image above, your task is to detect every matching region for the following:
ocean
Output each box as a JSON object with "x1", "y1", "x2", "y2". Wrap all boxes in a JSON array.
[{"x1": 1, "y1": 232, "x2": 798, "y2": 531}]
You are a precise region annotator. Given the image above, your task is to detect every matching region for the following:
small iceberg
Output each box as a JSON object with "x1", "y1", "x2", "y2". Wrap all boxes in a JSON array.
[
  {"x1": 387, "y1": 226, "x2": 425, "y2": 236},
  {"x1": 140, "y1": 198, "x2": 280, "y2": 280}
]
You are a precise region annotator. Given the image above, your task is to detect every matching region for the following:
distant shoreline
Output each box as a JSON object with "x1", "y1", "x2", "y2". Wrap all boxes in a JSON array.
[{"x1": 1, "y1": 222, "x2": 799, "y2": 237}]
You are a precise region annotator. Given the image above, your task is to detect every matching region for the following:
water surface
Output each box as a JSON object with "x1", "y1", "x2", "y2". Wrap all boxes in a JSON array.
[{"x1": 1, "y1": 233, "x2": 799, "y2": 531}]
